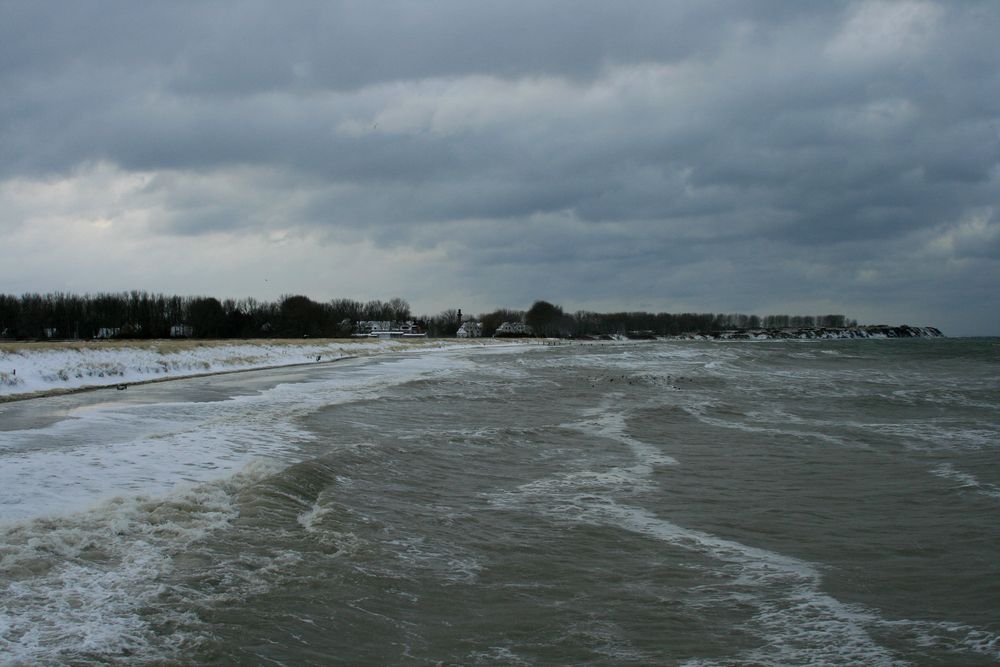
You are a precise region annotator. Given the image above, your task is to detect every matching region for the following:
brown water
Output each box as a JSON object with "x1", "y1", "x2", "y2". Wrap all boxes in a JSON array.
[{"x1": 1, "y1": 339, "x2": 998, "y2": 665}]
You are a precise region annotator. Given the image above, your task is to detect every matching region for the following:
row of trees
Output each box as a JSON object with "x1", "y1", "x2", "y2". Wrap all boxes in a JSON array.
[
  {"x1": 0, "y1": 292, "x2": 413, "y2": 340},
  {"x1": 0, "y1": 292, "x2": 856, "y2": 340},
  {"x1": 477, "y1": 301, "x2": 856, "y2": 338}
]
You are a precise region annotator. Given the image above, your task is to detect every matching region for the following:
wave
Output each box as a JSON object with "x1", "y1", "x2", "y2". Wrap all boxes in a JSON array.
[
  {"x1": 0, "y1": 459, "x2": 282, "y2": 666},
  {"x1": 489, "y1": 388, "x2": 1000, "y2": 665},
  {"x1": 0, "y1": 352, "x2": 473, "y2": 524},
  {"x1": 932, "y1": 463, "x2": 1000, "y2": 500}
]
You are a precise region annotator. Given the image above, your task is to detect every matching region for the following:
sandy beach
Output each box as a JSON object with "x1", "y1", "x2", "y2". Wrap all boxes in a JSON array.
[{"x1": 0, "y1": 338, "x2": 524, "y2": 402}]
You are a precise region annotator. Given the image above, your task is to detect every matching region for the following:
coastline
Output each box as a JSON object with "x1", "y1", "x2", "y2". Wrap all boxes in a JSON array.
[
  {"x1": 663, "y1": 324, "x2": 944, "y2": 341},
  {"x1": 0, "y1": 329, "x2": 947, "y2": 402},
  {"x1": 0, "y1": 338, "x2": 527, "y2": 403}
]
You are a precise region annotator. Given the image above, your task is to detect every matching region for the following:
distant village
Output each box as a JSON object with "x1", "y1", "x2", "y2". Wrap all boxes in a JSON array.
[
  {"x1": 0, "y1": 292, "x2": 940, "y2": 342},
  {"x1": 350, "y1": 315, "x2": 532, "y2": 339}
]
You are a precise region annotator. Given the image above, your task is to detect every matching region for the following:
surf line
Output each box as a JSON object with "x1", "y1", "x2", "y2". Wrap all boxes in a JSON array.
[{"x1": 0, "y1": 355, "x2": 360, "y2": 404}]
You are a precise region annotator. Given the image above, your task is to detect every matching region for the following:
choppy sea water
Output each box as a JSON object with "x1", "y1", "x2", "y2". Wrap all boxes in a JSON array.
[{"x1": 1, "y1": 339, "x2": 998, "y2": 666}]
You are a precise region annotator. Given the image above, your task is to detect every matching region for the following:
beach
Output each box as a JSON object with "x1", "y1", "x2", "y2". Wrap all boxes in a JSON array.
[{"x1": 0, "y1": 338, "x2": 525, "y2": 402}]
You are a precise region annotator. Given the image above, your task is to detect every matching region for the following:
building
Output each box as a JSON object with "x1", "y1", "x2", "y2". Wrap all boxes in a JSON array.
[
  {"x1": 457, "y1": 321, "x2": 482, "y2": 338},
  {"x1": 353, "y1": 320, "x2": 427, "y2": 338},
  {"x1": 495, "y1": 321, "x2": 532, "y2": 337},
  {"x1": 170, "y1": 324, "x2": 194, "y2": 338}
]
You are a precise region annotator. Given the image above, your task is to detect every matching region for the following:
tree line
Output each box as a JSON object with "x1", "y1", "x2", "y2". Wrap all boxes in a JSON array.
[
  {"x1": 493, "y1": 301, "x2": 856, "y2": 338},
  {"x1": 0, "y1": 292, "x2": 855, "y2": 340},
  {"x1": 0, "y1": 292, "x2": 414, "y2": 340}
]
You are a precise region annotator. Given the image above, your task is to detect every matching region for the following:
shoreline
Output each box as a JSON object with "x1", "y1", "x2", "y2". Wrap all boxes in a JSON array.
[
  {"x1": 0, "y1": 354, "x2": 362, "y2": 404},
  {"x1": 0, "y1": 338, "x2": 530, "y2": 404},
  {"x1": 0, "y1": 332, "x2": 952, "y2": 403}
]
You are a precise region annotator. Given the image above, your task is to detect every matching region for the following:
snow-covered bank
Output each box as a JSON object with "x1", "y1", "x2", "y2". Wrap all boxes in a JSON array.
[
  {"x1": 671, "y1": 324, "x2": 944, "y2": 341},
  {"x1": 0, "y1": 339, "x2": 513, "y2": 400}
]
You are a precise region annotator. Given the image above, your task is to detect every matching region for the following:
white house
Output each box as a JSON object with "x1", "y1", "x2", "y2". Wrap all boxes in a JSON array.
[
  {"x1": 457, "y1": 321, "x2": 482, "y2": 338},
  {"x1": 495, "y1": 321, "x2": 532, "y2": 336},
  {"x1": 353, "y1": 320, "x2": 426, "y2": 338}
]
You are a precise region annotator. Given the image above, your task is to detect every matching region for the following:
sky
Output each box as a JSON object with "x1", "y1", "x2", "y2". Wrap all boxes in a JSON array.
[{"x1": 1, "y1": 1, "x2": 998, "y2": 335}]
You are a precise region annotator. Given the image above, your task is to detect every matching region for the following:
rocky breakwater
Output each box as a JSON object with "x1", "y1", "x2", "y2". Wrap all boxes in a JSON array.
[{"x1": 679, "y1": 325, "x2": 944, "y2": 341}]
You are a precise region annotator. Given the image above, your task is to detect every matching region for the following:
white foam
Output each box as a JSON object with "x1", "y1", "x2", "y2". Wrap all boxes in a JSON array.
[
  {"x1": 932, "y1": 463, "x2": 1000, "y2": 500},
  {"x1": 0, "y1": 460, "x2": 279, "y2": 665},
  {"x1": 0, "y1": 351, "x2": 474, "y2": 524},
  {"x1": 297, "y1": 502, "x2": 334, "y2": 533},
  {"x1": 0, "y1": 343, "x2": 524, "y2": 665},
  {"x1": 563, "y1": 395, "x2": 678, "y2": 469},
  {"x1": 680, "y1": 401, "x2": 851, "y2": 447},
  {"x1": 872, "y1": 422, "x2": 999, "y2": 451},
  {"x1": 890, "y1": 618, "x2": 1000, "y2": 661},
  {"x1": 468, "y1": 645, "x2": 532, "y2": 665}
]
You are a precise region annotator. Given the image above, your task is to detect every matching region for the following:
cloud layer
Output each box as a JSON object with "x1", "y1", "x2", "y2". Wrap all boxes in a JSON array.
[{"x1": 2, "y1": 1, "x2": 998, "y2": 333}]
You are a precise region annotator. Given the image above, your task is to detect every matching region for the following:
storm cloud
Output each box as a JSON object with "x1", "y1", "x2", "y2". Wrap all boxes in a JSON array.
[{"x1": 2, "y1": 1, "x2": 998, "y2": 334}]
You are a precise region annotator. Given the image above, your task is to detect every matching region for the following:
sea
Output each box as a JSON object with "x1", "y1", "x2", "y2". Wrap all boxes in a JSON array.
[{"x1": 0, "y1": 338, "x2": 998, "y2": 666}]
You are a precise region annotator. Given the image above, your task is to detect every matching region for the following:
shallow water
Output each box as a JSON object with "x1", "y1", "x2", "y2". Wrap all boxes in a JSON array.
[{"x1": 1, "y1": 339, "x2": 998, "y2": 665}]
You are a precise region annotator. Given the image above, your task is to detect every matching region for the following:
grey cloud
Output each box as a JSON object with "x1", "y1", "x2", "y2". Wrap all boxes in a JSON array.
[{"x1": 1, "y1": 1, "x2": 999, "y2": 333}]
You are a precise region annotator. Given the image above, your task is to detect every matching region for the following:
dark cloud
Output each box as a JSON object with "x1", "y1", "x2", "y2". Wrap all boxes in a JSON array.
[{"x1": 1, "y1": 1, "x2": 998, "y2": 334}]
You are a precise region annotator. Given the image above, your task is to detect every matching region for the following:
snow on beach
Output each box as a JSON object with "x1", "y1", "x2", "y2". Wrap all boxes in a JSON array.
[{"x1": 0, "y1": 339, "x2": 494, "y2": 400}]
